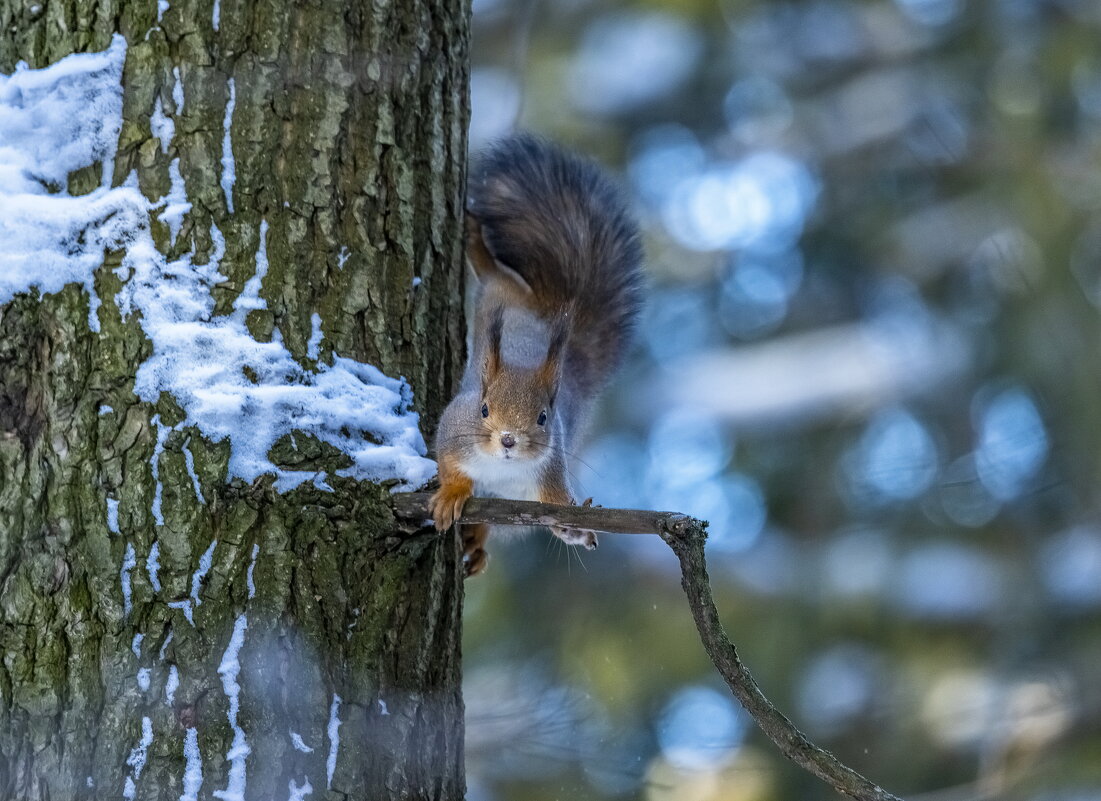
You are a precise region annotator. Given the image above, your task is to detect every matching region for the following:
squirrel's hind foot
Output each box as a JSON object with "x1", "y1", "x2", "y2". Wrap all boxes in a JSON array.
[{"x1": 462, "y1": 523, "x2": 490, "y2": 577}]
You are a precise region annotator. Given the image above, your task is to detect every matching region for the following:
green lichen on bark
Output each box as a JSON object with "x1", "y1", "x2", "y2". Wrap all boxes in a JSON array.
[{"x1": 0, "y1": 0, "x2": 470, "y2": 798}]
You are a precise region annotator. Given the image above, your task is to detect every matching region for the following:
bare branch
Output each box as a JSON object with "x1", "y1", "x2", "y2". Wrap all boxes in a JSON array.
[{"x1": 392, "y1": 492, "x2": 906, "y2": 801}]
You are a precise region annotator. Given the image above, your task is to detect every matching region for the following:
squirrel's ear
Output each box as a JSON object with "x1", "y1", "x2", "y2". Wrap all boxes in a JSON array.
[
  {"x1": 483, "y1": 305, "x2": 505, "y2": 386},
  {"x1": 537, "y1": 318, "x2": 569, "y2": 401},
  {"x1": 466, "y1": 212, "x2": 533, "y2": 298}
]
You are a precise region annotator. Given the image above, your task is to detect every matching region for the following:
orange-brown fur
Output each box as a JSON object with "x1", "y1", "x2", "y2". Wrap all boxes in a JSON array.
[{"x1": 431, "y1": 134, "x2": 642, "y2": 575}]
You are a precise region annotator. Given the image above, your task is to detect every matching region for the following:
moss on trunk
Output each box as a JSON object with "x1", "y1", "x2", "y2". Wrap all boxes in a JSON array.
[{"x1": 0, "y1": 0, "x2": 469, "y2": 798}]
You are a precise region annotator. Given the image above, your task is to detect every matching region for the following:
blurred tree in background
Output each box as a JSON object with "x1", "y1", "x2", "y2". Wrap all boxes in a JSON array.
[{"x1": 462, "y1": 1, "x2": 1101, "y2": 799}]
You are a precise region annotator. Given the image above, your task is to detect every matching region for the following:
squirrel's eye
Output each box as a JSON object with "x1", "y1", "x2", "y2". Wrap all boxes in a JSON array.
[
  {"x1": 481, "y1": 403, "x2": 489, "y2": 418},
  {"x1": 537, "y1": 410, "x2": 547, "y2": 426}
]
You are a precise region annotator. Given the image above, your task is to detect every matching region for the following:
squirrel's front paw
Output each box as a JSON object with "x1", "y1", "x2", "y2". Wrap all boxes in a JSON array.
[
  {"x1": 430, "y1": 484, "x2": 472, "y2": 531},
  {"x1": 552, "y1": 526, "x2": 599, "y2": 550}
]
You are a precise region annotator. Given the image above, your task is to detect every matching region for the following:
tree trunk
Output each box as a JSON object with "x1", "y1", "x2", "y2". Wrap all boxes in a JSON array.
[{"x1": 0, "y1": 1, "x2": 469, "y2": 799}]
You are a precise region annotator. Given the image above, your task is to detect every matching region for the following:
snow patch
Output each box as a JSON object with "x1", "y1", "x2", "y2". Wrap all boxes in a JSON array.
[
  {"x1": 289, "y1": 731, "x2": 313, "y2": 753},
  {"x1": 150, "y1": 96, "x2": 174, "y2": 153},
  {"x1": 124, "y1": 716, "x2": 154, "y2": 799},
  {"x1": 182, "y1": 436, "x2": 203, "y2": 503},
  {"x1": 0, "y1": 36, "x2": 132, "y2": 332},
  {"x1": 212, "y1": 0, "x2": 221, "y2": 31},
  {"x1": 147, "y1": 541, "x2": 162, "y2": 592},
  {"x1": 3, "y1": 38, "x2": 436, "y2": 494},
  {"x1": 157, "y1": 158, "x2": 191, "y2": 247},
  {"x1": 337, "y1": 246, "x2": 349, "y2": 270},
  {"x1": 168, "y1": 600, "x2": 194, "y2": 626},
  {"x1": 137, "y1": 667, "x2": 151, "y2": 691},
  {"x1": 326, "y1": 694, "x2": 342, "y2": 790},
  {"x1": 99, "y1": 404, "x2": 114, "y2": 415},
  {"x1": 150, "y1": 414, "x2": 169, "y2": 526},
  {"x1": 220, "y1": 78, "x2": 236, "y2": 213},
  {"x1": 120, "y1": 543, "x2": 137, "y2": 616},
  {"x1": 214, "y1": 614, "x2": 249, "y2": 801},
  {"x1": 106, "y1": 497, "x2": 120, "y2": 534},
  {"x1": 246, "y1": 543, "x2": 259, "y2": 599},
  {"x1": 190, "y1": 539, "x2": 217, "y2": 609},
  {"x1": 181, "y1": 726, "x2": 203, "y2": 801},
  {"x1": 118, "y1": 217, "x2": 436, "y2": 492},
  {"x1": 131, "y1": 633, "x2": 144, "y2": 657},
  {"x1": 288, "y1": 776, "x2": 313, "y2": 801},
  {"x1": 159, "y1": 629, "x2": 173, "y2": 660},
  {"x1": 165, "y1": 664, "x2": 179, "y2": 706},
  {"x1": 307, "y1": 313, "x2": 323, "y2": 360},
  {"x1": 172, "y1": 67, "x2": 184, "y2": 112}
]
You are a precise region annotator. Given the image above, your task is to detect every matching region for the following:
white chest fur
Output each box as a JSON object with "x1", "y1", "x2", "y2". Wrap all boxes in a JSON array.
[{"x1": 462, "y1": 450, "x2": 545, "y2": 501}]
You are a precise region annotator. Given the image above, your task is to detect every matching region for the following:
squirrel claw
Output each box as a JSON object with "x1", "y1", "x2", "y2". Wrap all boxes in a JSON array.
[
  {"x1": 429, "y1": 486, "x2": 471, "y2": 531},
  {"x1": 463, "y1": 548, "x2": 489, "y2": 577}
]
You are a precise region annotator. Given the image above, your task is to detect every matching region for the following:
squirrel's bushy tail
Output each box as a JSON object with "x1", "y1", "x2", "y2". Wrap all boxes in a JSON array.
[{"x1": 469, "y1": 134, "x2": 643, "y2": 397}]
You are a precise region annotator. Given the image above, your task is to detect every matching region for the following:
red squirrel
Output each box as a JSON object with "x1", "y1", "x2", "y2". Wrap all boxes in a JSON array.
[{"x1": 430, "y1": 134, "x2": 643, "y2": 575}]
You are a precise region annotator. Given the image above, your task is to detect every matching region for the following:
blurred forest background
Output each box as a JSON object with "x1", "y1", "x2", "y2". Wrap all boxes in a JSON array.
[{"x1": 461, "y1": 0, "x2": 1101, "y2": 799}]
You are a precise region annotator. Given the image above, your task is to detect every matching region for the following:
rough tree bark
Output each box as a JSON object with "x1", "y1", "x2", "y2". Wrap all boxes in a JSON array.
[{"x1": 0, "y1": 1, "x2": 469, "y2": 799}]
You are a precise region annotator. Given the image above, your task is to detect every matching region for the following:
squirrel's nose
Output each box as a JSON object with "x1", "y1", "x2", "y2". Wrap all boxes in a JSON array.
[{"x1": 500, "y1": 432, "x2": 516, "y2": 449}]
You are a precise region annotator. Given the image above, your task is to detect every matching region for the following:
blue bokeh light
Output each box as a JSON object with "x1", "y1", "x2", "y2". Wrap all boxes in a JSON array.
[
  {"x1": 657, "y1": 685, "x2": 747, "y2": 771},
  {"x1": 569, "y1": 12, "x2": 703, "y2": 115},
  {"x1": 972, "y1": 385, "x2": 1048, "y2": 501},
  {"x1": 846, "y1": 408, "x2": 939, "y2": 504}
]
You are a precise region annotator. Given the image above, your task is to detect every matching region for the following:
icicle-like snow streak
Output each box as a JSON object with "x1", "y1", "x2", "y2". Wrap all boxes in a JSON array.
[
  {"x1": 166, "y1": 664, "x2": 179, "y2": 706},
  {"x1": 171, "y1": 539, "x2": 216, "y2": 625},
  {"x1": 172, "y1": 67, "x2": 184, "y2": 112},
  {"x1": 150, "y1": 96, "x2": 174, "y2": 153},
  {"x1": 0, "y1": 36, "x2": 130, "y2": 332},
  {"x1": 147, "y1": 541, "x2": 162, "y2": 592},
  {"x1": 181, "y1": 726, "x2": 203, "y2": 801},
  {"x1": 131, "y1": 633, "x2": 144, "y2": 657},
  {"x1": 151, "y1": 414, "x2": 169, "y2": 526},
  {"x1": 326, "y1": 694, "x2": 342, "y2": 790},
  {"x1": 221, "y1": 78, "x2": 236, "y2": 213},
  {"x1": 233, "y1": 218, "x2": 268, "y2": 319},
  {"x1": 158, "y1": 158, "x2": 191, "y2": 247},
  {"x1": 212, "y1": 0, "x2": 221, "y2": 31},
  {"x1": 307, "y1": 313, "x2": 323, "y2": 360},
  {"x1": 214, "y1": 614, "x2": 249, "y2": 801},
  {"x1": 191, "y1": 540, "x2": 217, "y2": 607},
  {"x1": 123, "y1": 716, "x2": 154, "y2": 800},
  {"x1": 182, "y1": 437, "x2": 203, "y2": 503},
  {"x1": 246, "y1": 544, "x2": 259, "y2": 599},
  {"x1": 120, "y1": 543, "x2": 137, "y2": 616},
  {"x1": 106, "y1": 497, "x2": 120, "y2": 534}
]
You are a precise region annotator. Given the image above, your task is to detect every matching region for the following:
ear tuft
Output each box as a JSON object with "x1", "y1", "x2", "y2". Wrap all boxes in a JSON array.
[
  {"x1": 537, "y1": 317, "x2": 569, "y2": 401},
  {"x1": 483, "y1": 305, "x2": 505, "y2": 387}
]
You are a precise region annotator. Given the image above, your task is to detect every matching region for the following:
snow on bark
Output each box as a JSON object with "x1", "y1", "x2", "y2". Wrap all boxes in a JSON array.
[
  {"x1": 0, "y1": 37, "x2": 436, "y2": 493},
  {"x1": 220, "y1": 78, "x2": 236, "y2": 213},
  {"x1": 326, "y1": 693, "x2": 342, "y2": 790},
  {"x1": 214, "y1": 614, "x2": 250, "y2": 801}
]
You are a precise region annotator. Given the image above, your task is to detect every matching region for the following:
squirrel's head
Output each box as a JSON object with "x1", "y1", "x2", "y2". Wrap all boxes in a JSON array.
[{"x1": 476, "y1": 310, "x2": 565, "y2": 462}]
